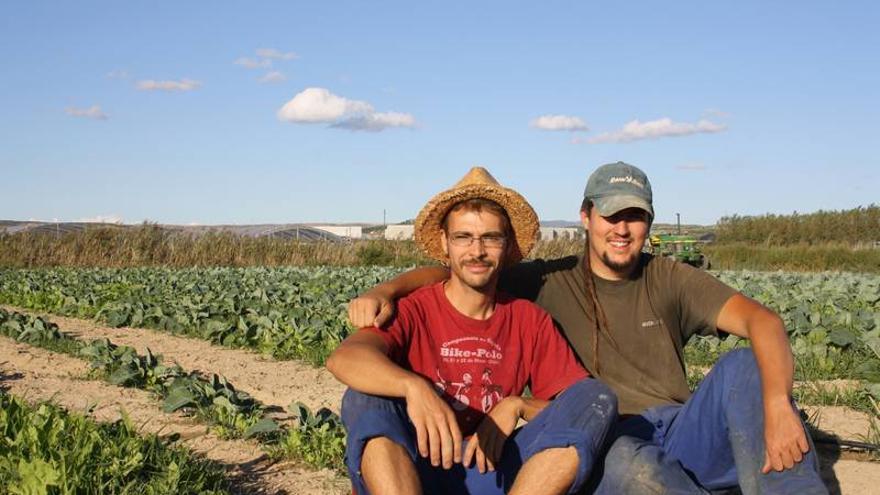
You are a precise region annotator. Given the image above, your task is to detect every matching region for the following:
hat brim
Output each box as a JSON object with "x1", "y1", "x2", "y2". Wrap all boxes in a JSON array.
[
  {"x1": 592, "y1": 195, "x2": 654, "y2": 219},
  {"x1": 414, "y1": 184, "x2": 538, "y2": 264}
]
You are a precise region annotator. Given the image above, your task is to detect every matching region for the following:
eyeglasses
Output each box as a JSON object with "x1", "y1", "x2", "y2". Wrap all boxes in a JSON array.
[{"x1": 448, "y1": 233, "x2": 507, "y2": 249}]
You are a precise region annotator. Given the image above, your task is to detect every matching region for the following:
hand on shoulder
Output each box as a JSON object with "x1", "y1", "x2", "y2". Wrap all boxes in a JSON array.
[{"x1": 348, "y1": 290, "x2": 395, "y2": 329}]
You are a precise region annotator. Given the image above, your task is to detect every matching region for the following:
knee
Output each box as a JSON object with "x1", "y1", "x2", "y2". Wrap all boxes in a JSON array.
[
  {"x1": 566, "y1": 378, "x2": 618, "y2": 419},
  {"x1": 602, "y1": 436, "x2": 665, "y2": 489},
  {"x1": 566, "y1": 378, "x2": 617, "y2": 421},
  {"x1": 341, "y1": 388, "x2": 372, "y2": 420},
  {"x1": 363, "y1": 436, "x2": 410, "y2": 460}
]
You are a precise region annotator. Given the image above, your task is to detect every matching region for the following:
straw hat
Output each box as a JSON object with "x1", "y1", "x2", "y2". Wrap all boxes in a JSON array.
[{"x1": 414, "y1": 167, "x2": 539, "y2": 264}]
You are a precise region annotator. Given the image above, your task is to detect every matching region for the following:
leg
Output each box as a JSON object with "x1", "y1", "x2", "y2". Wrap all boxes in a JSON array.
[
  {"x1": 459, "y1": 378, "x2": 616, "y2": 495},
  {"x1": 593, "y1": 435, "x2": 710, "y2": 495},
  {"x1": 341, "y1": 388, "x2": 422, "y2": 495},
  {"x1": 509, "y1": 446, "x2": 579, "y2": 495},
  {"x1": 662, "y1": 348, "x2": 827, "y2": 494},
  {"x1": 361, "y1": 437, "x2": 421, "y2": 495}
]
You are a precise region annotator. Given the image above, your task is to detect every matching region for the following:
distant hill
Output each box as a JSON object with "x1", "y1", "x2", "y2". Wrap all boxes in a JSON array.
[{"x1": 0, "y1": 221, "x2": 344, "y2": 241}]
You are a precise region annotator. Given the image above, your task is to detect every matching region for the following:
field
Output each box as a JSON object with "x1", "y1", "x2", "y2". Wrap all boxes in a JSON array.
[{"x1": 1, "y1": 265, "x2": 879, "y2": 493}]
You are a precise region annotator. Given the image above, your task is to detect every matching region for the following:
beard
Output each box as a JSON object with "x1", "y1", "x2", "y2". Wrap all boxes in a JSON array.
[{"x1": 601, "y1": 250, "x2": 639, "y2": 273}]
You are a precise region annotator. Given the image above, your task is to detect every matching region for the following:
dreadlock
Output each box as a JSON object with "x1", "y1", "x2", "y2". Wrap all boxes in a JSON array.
[{"x1": 580, "y1": 198, "x2": 617, "y2": 375}]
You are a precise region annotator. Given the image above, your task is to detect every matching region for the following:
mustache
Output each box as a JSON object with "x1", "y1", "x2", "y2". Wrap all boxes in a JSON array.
[{"x1": 462, "y1": 259, "x2": 493, "y2": 267}]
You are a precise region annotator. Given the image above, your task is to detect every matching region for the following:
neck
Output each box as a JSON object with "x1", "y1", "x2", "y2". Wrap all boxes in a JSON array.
[{"x1": 443, "y1": 277, "x2": 497, "y2": 320}]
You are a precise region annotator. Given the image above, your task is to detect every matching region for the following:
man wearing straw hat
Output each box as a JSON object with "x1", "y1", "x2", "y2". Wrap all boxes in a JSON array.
[
  {"x1": 327, "y1": 167, "x2": 617, "y2": 495},
  {"x1": 348, "y1": 162, "x2": 827, "y2": 494}
]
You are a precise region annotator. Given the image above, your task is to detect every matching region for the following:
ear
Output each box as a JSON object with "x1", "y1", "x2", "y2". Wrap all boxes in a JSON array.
[
  {"x1": 579, "y1": 209, "x2": 590, "y2": 232},
  {"x1": 440, "y1": 229, "x2": 449, "y2": 258}
]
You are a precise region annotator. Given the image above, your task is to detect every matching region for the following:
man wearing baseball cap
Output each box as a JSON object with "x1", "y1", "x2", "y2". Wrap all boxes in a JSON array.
[
  {"x1": 329, "y1": 167, "x2": 617, "y2": 495},
  {"x1": 348, "y1": 162, "x2": 827, "y2": 494}
]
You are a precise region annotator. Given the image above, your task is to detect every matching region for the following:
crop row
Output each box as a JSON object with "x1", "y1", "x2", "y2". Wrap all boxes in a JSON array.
[
  {"x1": 0, "y1": 266, "x2": 402, "y2": 365},
  {"x1": 0, "y1": 393, "x2": 229, "y2": 494},
  {"x1": 687, "y1": 271, "x2": 880, "y2": 381},
  {"x1": 1, "y1": 267, "x2": 878, "y2": 380},
  {"x1": 0, "y1": 308, "x2": 346, "y2": 472}
]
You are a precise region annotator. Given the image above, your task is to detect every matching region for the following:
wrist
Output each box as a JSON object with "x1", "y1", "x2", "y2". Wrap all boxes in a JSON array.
[
  {"x1": 402, "y1": 374, "x2": 430, "y2": 398},
  {"x1": 503, "y1": 396, "x2": 525, "y2": 418},
  {"x1": 763, "y1": 393, "x2": 792, "y2": 413}
]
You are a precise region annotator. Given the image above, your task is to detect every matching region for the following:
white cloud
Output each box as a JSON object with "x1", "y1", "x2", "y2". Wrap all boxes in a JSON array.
[
  {"x1": 136, "y1": 79, "x2": 202, "y2": 92},
  {"x1": 676, "y1": 163, "x2": 707, "y2": 171},
  {"x1": 277, "y1": 87, "x2": 374, "y2": 123},
  {"x1": 277, "y1": 88, "x2": 416, "y2": 132},
  {"x1": 77, "y1": 214, "x2": 124, "y2": 224},
  {"x1": 256, "y1": 48, "x2": 298, "y2": 60},
  {"x1": 584, "y1": 118, "x2": 727, "y2": 144},
  {"x1": 65, "y1": 105, "x2": 108, "y2": 120},
  {"x1": 259, "y1": 71, "x2": 287, "y2": 84},
  {"x1": 334, "y1": 111, "x2": 417, "y2": 132},
  {"x1": 235, "y1": 57, "x2": 272, "y2": 69},
  {"x1": 530, "y1": 114, "x2": 588, "y2": 132}
]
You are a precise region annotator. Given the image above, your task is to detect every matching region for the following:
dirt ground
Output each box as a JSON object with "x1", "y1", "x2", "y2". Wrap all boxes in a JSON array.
[{"x1": 3, "y1": 306, "x2": 880, "y2": 494}]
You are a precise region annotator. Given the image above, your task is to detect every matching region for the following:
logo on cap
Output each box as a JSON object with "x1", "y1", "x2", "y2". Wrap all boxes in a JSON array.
[{"x1": 608, "y1": 175, "x2": 645, "y2": 189}]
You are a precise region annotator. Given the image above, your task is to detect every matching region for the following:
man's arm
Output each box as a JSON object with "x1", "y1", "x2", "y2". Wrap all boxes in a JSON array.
[
  {"x1": 326, "y1": 330, "x2": 462, "y2": 468},
  {"x1": 348, "y1": 266, "x2": 449, "y2": 328},
  {"x1": 716, "y1": 293, "x2": 810, "y2": 473},
  {"x1": 463, "y1": 396, "x2": 550, "y2": 473}
]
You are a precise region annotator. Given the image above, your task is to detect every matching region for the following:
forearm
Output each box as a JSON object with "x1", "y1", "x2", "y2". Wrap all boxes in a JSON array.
[
  {"x1": 748, "y1": 311, "x2": 794, "y2": 406},
  {"x1": 718, "y1": 295, "x2": 794, "y2": 405},
  {"x1": 366, "y1": 266, "x2": 449, "y2": 299},
  {"x1": 327, "y1": 341, "x2": 424, "y2": 398}
]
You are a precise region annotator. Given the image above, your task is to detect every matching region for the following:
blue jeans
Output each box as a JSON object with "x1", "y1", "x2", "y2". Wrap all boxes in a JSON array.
[
  {"x1": 341, "y1": 378, "x2": 618, "y2": 495},
  {"x1": 592, "y1": 349, "x2": 827, "y2": 495}
]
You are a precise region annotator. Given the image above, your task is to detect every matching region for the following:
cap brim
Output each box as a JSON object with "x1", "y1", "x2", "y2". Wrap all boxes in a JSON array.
[{"x1": 593, "y1": 195, "x2": 654, "y2": 218}]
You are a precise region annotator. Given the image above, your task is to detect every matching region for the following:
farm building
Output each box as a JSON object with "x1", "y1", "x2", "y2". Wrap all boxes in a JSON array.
[
  {"x1": 312, "y1": 225, "x2": 363, "y2": 239},
  {"x1": 385, "y1": 225, "x2": 415, "y2": 240}
]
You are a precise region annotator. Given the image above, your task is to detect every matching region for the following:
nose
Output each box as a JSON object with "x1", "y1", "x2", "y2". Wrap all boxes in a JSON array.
[
  {"x1": 610, "y1": 218, "x2": 631, "y2": 235},
  {"x1": 468, "y1": 237, "x2": 488, "y2": 256}
]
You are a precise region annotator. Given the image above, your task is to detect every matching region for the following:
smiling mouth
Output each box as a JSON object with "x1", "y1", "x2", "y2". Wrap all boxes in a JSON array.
[{"x1": 608, "y1": 239, "x2": 630, "y2": 248}]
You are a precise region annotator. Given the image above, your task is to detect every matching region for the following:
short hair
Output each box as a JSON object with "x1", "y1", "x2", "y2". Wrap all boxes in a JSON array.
[
  {"x1": 580, "y1": 197, "x2": 593, "y2": 214},
  {"x1": 441, "y1": 198, "x2": 512, "y2": 236}
]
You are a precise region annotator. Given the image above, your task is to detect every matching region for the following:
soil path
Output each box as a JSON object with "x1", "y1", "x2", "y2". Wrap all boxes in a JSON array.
[
  {"x1": 6, "y1": 306, "x2": 880, "y2": 493},
  {"x1": 0, "y1": 336, "x2": 348, "y2": 495},
  {"x1": 2, "y1": 306, "x2": 346, "y2": 418}
]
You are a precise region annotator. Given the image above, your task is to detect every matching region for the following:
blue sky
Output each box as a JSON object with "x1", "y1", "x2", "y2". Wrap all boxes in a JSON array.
[{"x1": 2, "y1": 1, "x2": 878, "y2": 225}]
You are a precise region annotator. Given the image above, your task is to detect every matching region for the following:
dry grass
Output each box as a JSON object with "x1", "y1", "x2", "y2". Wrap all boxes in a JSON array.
[{"x1": 0, "y1": 224, "x2": 586, "y2": 268}]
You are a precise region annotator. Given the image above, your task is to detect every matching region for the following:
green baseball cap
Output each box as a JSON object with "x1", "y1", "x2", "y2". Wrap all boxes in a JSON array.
[{"x1": 583, "y1": 161, "x2": 654, "y2": 218}]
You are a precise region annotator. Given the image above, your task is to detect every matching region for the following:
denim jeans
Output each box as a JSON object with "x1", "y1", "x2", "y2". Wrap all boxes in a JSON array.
[
  {"x1": 341, "y1": 378, "x2": 618, "y2": 495},
  {"x1": 592, "y1": 349, "x2": 828, "y2": 495}
]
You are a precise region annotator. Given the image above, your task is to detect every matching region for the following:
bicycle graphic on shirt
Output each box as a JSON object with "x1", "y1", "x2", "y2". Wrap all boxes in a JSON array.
[{"x1": 435, "y1": 367, "x2": 503, "y2": 413}]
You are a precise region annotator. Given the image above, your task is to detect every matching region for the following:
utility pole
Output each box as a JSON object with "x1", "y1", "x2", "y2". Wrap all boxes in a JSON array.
[
  {"x1": 383, "y1": 209, "x2": 386, "y2": 226},
  {"x1": 676, "y1": 213, "x2": 681, "y2": 235}
]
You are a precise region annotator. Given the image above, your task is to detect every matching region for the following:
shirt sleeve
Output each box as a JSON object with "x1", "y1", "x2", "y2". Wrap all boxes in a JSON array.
[
  {"x1": 360, "y1": 299, "x2": 414, "y2": 363},
  {"x1": 527, "y1": 309, "x2": 590, "y2": 400},
  {"x1": 672, "y1": 263, "x2": 738, "y2": 340}
]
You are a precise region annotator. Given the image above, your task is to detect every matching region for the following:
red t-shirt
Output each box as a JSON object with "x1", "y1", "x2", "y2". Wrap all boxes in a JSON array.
[{"x1": 364, "y1": 282, "x2": 588, "y2": 436}]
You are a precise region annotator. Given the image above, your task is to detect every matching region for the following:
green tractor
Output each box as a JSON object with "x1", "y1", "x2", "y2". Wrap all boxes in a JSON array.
[{"x1": 649, "y1": 234, "x2": 711, "y2": 269}]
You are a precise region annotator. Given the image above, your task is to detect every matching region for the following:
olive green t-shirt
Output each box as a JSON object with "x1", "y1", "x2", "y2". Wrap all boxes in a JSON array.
[{"x1": 499, "y1": 253, "x2": 737, "y2": 415}]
